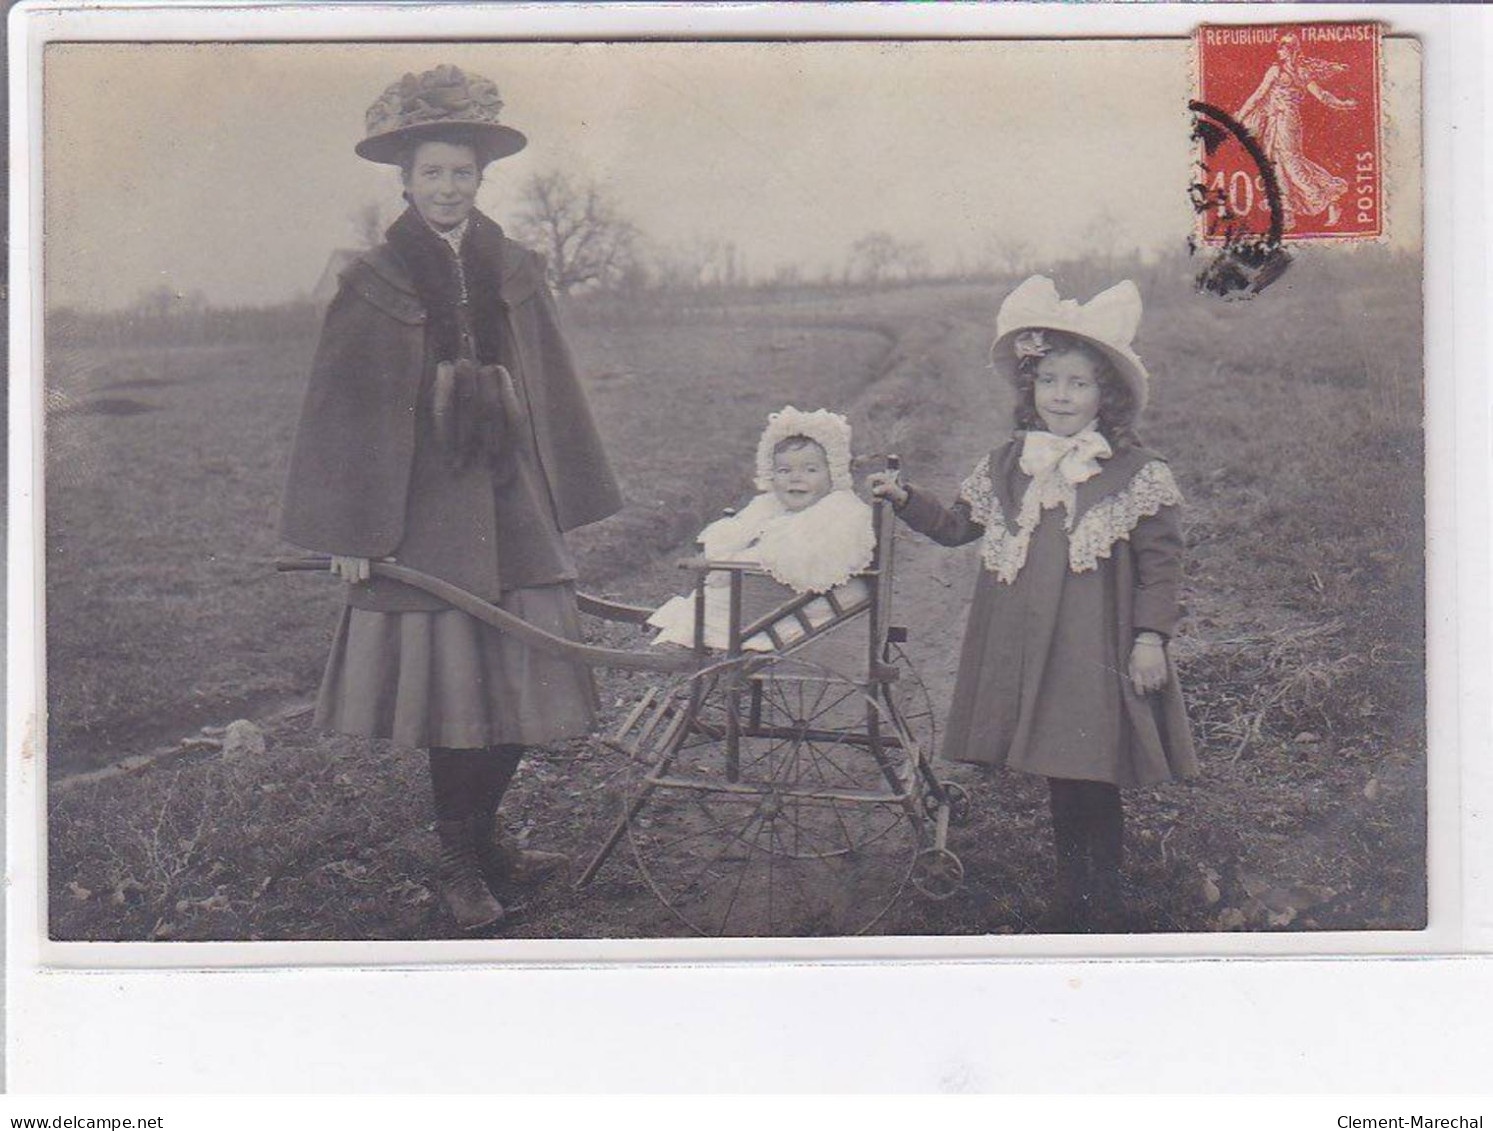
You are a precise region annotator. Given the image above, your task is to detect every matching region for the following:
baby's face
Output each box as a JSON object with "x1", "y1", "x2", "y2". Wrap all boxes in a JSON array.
[{"x1": 771, "y1": 440, "x2": 834, "y2": 512}]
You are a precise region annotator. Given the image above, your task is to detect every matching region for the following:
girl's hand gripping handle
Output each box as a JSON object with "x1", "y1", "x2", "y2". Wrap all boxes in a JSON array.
[{"x1": 868, "y1": 468, "x2": 909, "y2": 508}]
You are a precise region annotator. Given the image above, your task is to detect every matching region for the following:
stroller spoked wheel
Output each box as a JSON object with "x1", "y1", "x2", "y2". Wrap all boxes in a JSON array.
[
  {"x1": 625, "y1": 655, "x2": 923, "y2": 937},
  {"x1": 911, "y1": 847, "x2": 965, "y2": 901},
  {"x1": 940, "y1": 781, "x2": 973, "y2": 826},
  {"x1": 919, "y1": 780, "x2": 972, "y2": 826}
]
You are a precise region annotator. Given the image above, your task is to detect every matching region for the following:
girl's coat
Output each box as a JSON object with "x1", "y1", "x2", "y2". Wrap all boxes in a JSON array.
[{"x1": 899, "y1": 436, "x2": 1198, "y2": 788}]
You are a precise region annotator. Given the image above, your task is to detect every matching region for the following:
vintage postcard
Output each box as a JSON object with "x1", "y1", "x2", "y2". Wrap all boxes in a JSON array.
[
  {"x1": 18, "y1": 24, "x2": 1434, "y2": 961},
  {"x1": 10, "y1": 0, "x2": 1491, "y2": 1099}
]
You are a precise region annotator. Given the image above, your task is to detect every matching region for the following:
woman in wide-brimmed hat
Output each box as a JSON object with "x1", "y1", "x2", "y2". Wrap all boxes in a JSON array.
[{"x1": 281, "y1": 64, "x2": 623, "y2": 932}]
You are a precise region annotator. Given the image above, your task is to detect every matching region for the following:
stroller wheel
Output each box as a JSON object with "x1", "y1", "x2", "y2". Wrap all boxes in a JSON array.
[
  {"x1": 911, "y1": 847, "x2": 965, "y2": 901},
  {"x1": 918, "y1": 781, "x2": 971, "y2": 826},
  {"x1": 940, "y1": 781, "x2": 972, "y2": 826},
  {"x1": 626, "y1": 655, "x2": 922, "y2": 937}
]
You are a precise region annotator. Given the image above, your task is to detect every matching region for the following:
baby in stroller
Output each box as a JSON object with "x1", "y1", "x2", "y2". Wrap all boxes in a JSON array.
[{"x1": 648, "y1": 406, "x2": 875, "y2": 651}]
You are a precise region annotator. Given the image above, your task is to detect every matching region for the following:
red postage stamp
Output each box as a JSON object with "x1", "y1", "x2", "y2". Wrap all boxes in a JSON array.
[{"x1": 1195, "y1": 22, "x2": 1383, "y2": 243}]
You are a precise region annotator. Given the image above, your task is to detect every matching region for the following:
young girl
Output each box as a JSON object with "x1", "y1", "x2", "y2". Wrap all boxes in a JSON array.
[
  {"x1": 649, "y1": 406, "x2": 875, "y2": 651},
  {"x1": 871, "y1": 275, "x2": 1198, "y2": 933}
]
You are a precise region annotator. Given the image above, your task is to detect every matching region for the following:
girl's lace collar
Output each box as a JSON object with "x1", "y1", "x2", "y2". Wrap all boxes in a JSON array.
[{"x1": 957, "y1": 445, "x2": 1182, "y2": 584}]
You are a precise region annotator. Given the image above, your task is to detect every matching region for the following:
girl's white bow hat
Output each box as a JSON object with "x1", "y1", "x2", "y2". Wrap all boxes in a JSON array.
[
  {"x1": 754, "y1": 406, "x2": 855, "y2": 493},
  {"x1": 990, "y1": 275, "x2": 1151, "y2": 413}
]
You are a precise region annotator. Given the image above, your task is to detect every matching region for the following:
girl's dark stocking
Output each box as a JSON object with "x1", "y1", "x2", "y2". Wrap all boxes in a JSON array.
[
  {"x1": 1082, "y1": 782, "x2": 1126, "y2": 930},
  {"x1": 1084, "y1": 783, "x2": 1124, "y2": 875},
  {"x1": 1045, "y1": 778, "x2": 1091, "y2": 931}
]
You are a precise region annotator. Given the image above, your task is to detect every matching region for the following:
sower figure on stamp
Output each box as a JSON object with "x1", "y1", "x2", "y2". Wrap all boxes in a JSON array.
[
  {"x1": 1236, "y1": 31, "x2": 1358, "y2": 231},
  {"x1": 281, "y1": 65, "x2": 623, "y2": 932},
  {"x1": 872, "y1": 276, "x2": 1198, "y2": 933}
]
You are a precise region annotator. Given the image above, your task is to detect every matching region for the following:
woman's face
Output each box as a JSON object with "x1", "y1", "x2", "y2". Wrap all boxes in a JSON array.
[
  {"x1": 402, "y1": 140, "x2": 482, "y2": 230},
  {"x1": 1033, "y1": 348, "x2": 1104, "y2": 438},
  {"x1": 771, "y1": 440, "x2": 834, "y2": 512}
]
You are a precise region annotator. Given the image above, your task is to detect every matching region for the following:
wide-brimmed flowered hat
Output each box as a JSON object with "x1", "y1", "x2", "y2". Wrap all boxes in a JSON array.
[
  {"x1": 990, "y1": 275, "x2": 1151, "y2": 413},
  {"x1": 355, "y1": 64, "x2": 528, "y2": 166}
]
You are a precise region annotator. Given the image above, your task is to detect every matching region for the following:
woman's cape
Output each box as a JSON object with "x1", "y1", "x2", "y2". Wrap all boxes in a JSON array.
[{"x1": 280, "y1": 211, "x2": 622, "y2": 558}]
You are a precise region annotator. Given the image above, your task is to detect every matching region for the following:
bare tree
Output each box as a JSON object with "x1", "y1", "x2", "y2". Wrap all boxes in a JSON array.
[
  {"x1": 978, "y1": 232, "x2": 1034, "y2": 278},
  {"x1": 1079, "y1": 210, "x2": 1124, "y2": 267},
  {"x1": 512, "y1": 170, "x2": 641, "y2": 295},
  {"x1": 847, "y1": 232, "x2": 930, "y2": 285},
  {"x1": 135, "y1": 283, "x2": 178, "y2": 320},
  {"x1": 351, "y1": 201, "x2": 386, "y2": 249},
  {"x1": 647, "y1": 241, "x2": 696, "y2": 291},
  {"x1": 901, "y1": 242, "x2": 930, "y2": 281},
  {"x1": 648, "y1": 236, "x2": 745, "y2": 290},
  {"x1": 769, "y1": 262, "x2": 803, "y2": 289},
  {"x1": 848, "y1": 232, "x2": 898, "y2": 284}
]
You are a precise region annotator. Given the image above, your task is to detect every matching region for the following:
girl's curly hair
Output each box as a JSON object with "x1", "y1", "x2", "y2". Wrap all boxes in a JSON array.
[{"x1": 1009, "y1": 330, "x2": 1140, "y2": 450}]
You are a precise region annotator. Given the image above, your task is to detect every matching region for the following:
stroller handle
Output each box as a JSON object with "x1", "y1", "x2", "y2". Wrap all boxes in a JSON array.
[{"x1": 275, "y1": 556, "x2": 696, "y2": 674}]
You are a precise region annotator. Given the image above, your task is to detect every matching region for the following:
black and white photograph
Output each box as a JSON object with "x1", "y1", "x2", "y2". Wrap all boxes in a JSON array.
[{"x1": 31, "y1": 31, "x2": 1429, "y2": 948}]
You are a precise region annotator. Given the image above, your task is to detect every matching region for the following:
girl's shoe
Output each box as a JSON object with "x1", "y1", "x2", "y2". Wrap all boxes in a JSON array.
[
  {"x1": 1087, "y1": 870, "x2": 1129, "y2": 934},
  {"x1": 1037, "y1": 896, "x2": 1088, "y2": 934},
  {"x1": 1037, "y1": 862, "x2": 1090, "y2": 934},
  {"x1": 434, "y1": 818, "x2": 506, "y2": 931}
]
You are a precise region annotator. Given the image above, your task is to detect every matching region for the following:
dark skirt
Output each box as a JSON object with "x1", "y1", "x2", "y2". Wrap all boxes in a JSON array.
[{"x1": 315, "y1": 582, "x2": 598, "y2": 750}]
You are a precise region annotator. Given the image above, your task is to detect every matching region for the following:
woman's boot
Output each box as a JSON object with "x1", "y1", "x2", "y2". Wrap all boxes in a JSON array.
[
  {"x1": 428, "y1": 748, "x2": 505, "y2": 931},
  {"x1": 472, "y1": 745, "x2": 571, "y2": 890},
  {"x1": 435, "y1": 818, "x2": 505, "y2": 931}
]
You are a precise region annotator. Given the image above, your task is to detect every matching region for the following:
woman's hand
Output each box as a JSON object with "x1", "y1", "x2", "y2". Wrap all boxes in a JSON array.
[
  {"x1": 1128, "y1": 635, "x2": 1169, "y2": 696},
  {"x1": 867, "y1": 470, "x2": 909, "y2": 508},
  {"x1": 330, "y1": 555, "x2": 372, "y2": 584}
]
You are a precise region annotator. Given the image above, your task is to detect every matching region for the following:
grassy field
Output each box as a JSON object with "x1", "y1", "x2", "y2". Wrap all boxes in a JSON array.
[{"x1": 46, "y1": 251, "x2": 1426, "y2": 939}]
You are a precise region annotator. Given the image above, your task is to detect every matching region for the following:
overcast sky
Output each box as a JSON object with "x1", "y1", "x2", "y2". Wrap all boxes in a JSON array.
[{"x1": 44, "y1": 39, "x2": 1420, "y2": 309}]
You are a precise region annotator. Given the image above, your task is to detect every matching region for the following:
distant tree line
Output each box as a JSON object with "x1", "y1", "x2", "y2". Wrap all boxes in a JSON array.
[
  {"x1": 57, "y1": 170, "x2": 1421, "y2": 349},
  {"x1": 49, "y1": 285, "x2": 322, "y2": 348},
  {"x1": 49, "y1": 171, "x2": 1048, "y2": 346}
]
